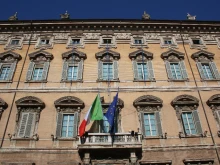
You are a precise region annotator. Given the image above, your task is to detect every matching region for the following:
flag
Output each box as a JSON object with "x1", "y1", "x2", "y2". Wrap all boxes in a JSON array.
[
  {"x1": 105, "y1": 92, "x2": 118, "y2": 133},
  {"x1": 79, "y1": 94, "x2": 103, "y2": 137}
]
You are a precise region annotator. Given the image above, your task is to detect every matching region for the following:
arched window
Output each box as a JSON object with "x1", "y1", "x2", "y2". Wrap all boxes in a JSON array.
[
  {"x1": 171, "y1": 95, "x2": 203, "y2": 137},
  {"x1": 0, "y1": 98, "x2": 8, "y2": 119},
  {"x1": 129, "y1": 50, "x2": 155, "y2": 81},
  {"x1": 191, "y1": 50, "x2": 220, "y2": 80},
  {"x1": 54, "y1": 96, "x2": 84, "y2": 139},
  {"x1": 161, "y1": 49, "x2": 188, "y2": 81},
  {"x1": 15, "y1": 96, "x2": 45, "y2": 138},
  {"x1": 90, "y1": 96, "x2": 124, "y2": 133},
  {"x1": 95, "y1": 50, "x2": 120, "y2": 81},
  {"x1": 133, "y1": 95, "x2": 163, "y2": 137},
  {"x1": 61, "y1": 50, "x2": 86, "y2": 82},
  {"x1": 0, "y1": 51, "x2": 21, "y2": 82},
  {"x1": 26, "y1": 50, "x2": 53, "y2": 82}
]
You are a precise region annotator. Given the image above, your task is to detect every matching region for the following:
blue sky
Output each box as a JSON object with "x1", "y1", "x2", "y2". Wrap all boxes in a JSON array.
[{"x1": 0, "y1": 0, "x2": 219, "y2": 21}]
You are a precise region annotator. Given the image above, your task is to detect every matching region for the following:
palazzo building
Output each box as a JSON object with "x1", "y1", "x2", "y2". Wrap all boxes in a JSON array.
[{"x1": 1, "y1": 12, "x2": 220, "y2": 165}]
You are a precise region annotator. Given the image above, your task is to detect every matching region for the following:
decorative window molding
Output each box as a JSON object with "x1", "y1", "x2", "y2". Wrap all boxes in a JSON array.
[
  {"x1": 54, "y1": 96, "x2": 84, "y2": 140},
  {"x1": 26, "y1": 50, "x2": 53, "y2": 82},
  {"x1": 129, "y1": 50, "x2": 155, "y2": 81},
  {"x1": 98, "y1": 35, "x2": 116, "y2": 48},
  {"x1": 95, "y1": 49, "x2": 120, "y2": 82},
  {"x1": 189, "y1": 37, "x2": 206, "y2": 49},
  {"x1": 66, "y1": 35, "x2": 84, "y2": 49},
  {"x1": 13, "y1": 96, "x2": 45, "y2": 140},
  {"x1": 90, "y1": 96, "x2": 124, "y2": 133},
  {"x1": 191, "y1": 50, "x2": 220, "y2": 81},
  {"x1": 171, "y1": 95, "x2": 203, "y2": 137},
  {"x1": 0, "y1": 51, "x2": 22, "y2": 82},
  {"x1": 0, "y1": 98, "x2": 8, "y2": 119},
  {"x1": 133, "y1": 95, "x2": 164, "y2": 138},
  {"x1": 216, "y1": 37, "x2": 220, "y2": 49},
  {"x1": 130, "y1": 35, "x2": 148, "y2": 48},
  {"x1": 160, "y1": 36, "x2": 177, "y2": 48},
  {"x1": 161, "y1": 50, "x2": 188, "y2": 81},
  {"x1": 183, "y1": 158, "x2": 214, "y2": 165},
  {"x1": 5, "y1": 36, "x2": 24, "y2": 50},
  {"x1": 61, "y1": 50, "x2": 86, "y2": 82},
  {"x1": 35, "y1": 35, "x2": 54, "y2": 50}
]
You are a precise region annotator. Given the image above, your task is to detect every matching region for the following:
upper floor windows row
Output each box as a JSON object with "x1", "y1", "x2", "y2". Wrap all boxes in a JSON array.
[{"x1": 0, "y1": 49, "x2": 220, "y2": 83}]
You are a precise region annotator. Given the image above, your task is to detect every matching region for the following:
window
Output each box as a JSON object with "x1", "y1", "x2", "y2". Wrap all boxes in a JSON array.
[
  {"x1": 96, "y1": 50, "x2": 120, "y2": 81},
  {"x1": 134, "y1": 38, "x2": 143, "y2": 44},
  {"x1": 35, "y1": 36, "x2": 54, "y2": 49},
  {"x1": 54, "y1": 96, "x2": 85, "y2": 139},
  {"x1": 5, "y1": 37, "x2": 24, "y2": 50},
  {"x1": 26, "y1": 50, "x2": 53, "y2": 82},
  {"x1": 192, "y1": 50, "x2": 220, "y2": 80},
  {"x1": 98, "y1": 35, "x2": 116, "y2": 48},
  {"x1": 40, "y1": 39, "x2": 50, "y2": 45},
  {"x1": 160, "y1": 37, "x2": 177, "y2": 48},
  {"x1": 72, "y1": 39, "x2": 80, "y2": 44},
  {"x1": 134, "y1": 95, "x2": 163, "y2": 138},
  {"x1": 129, "y1": 50, "x2": 154, "y2": 81},
  {"x1": 192, "y1": 39, "x2": 201, "y2": 45},
  {"x1": 131, "y1": 36, "x2": 148, "y2": 48},
  {"x1": 164, "y1": 39, "x2": 172, "y2": 45},
  {"x1": 0, "y1": 51, "x2": 21, "y2": 82},
  {"x1": 172, "y1": 95, "x2": 203, "y2": 137},
  {"x1": 15, "y1": 96, "x2": 45, "y2": 139},
  {"x1": 189, "y1": 37, "x2": 206, "y2": 49},
  {"x1": 103, "y1": 39, "x2": 112, "y2": 44},
  {"x1": 10, "y1": 39, "x2": 20, "y2": 45},
  {"x1": 161, "y1": 50, "x2": 188, "y2": 81},
  {"x1": 61, "y1": 50, "x2": 86, "y2": 82}
]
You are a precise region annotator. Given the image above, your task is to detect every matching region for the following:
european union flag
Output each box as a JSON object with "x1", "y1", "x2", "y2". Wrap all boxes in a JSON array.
[{"x1": 105, "y1": 92, "x2": 118, "y2": 133}]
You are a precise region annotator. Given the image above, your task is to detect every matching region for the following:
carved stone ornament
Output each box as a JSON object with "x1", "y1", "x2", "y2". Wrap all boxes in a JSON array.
[
  {"x1": 8, "y1": 12, "x2": 18, "y2": 21},
  {"x1": 115, "y1": 33, "x2": 131, "y2": 40},
  {"x1": 0, "y1": 34, "x2": 10, "y2": 41},
  {"x1": 145, "y1": 33, "x2": 160, "y2": 40},
  {"x1": 62, "y1": 49, "x2": 86, "y2": 60},
  {"x1": 60, "y1": 11, "x2": 70, "y2": 20},
  {"x1": 207, "y1": 94, "x2": 220, "y2": 110},
  {"x1": 54, "y1": 33, "x2": 69, "y2": 40},
  {"x1": 133, "y1": 95, "x2": 163, "y2": 111},
  {"x1": 129, "y1": 49, "x2": 153, "y2": 61},
  {"x1": 15, "y1": 96, "x2": 45, "y2": 109},
  {"x1": 0, "y1": 98, "x2": 8, "y2": 117},
  {"x1": 202, "y1": 34, "x2": 215, "y2": 41},
  {"x1": 142, "y1": 11, "x2": 150, "y2": 20},
  {"x1": 54, "y1": 96, "x2": 85, "y2": 111},
  {"x1": 191, "y1": 50, "x2": 214, "y2": 62},
  {"x1": 161, "y1": 49, "x2": 184, "y2": 61},
  {"x1": 28, "y1": 50, "x2": 54, "y2": 61},
  {"x1": 95, "y1": 49, "x2": 120, "y2": 60},
  {"x1": 187, "y1": 13, "x2": 196, "y2": 20},
  {"x1": 100, "y1": 96, "x2": 124, "y2": 110},
  {"x1": 0, "y1": 51, "x2": 22, "y2": 62},
  {"x1": 83, "y1": 33, "x2": 100, "y2": 40}
]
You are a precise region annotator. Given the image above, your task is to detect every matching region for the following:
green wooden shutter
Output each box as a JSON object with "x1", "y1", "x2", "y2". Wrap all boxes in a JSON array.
[
  {"x1": 210, "y1": 62, "x2": 220, "y2": 79},
  {"x1": 26, "y1": 62, "x2": 35, "y2": 81},
  {"x1": 24, "y1": 113, "x2": 35, "y2": 137},
  {"x1": 98, "y1": 60, "x2": 103, "y2": 80},
  {"x1": 192, "y1": 110, "x2": 203, "y2": 135},
  {"x1": 165, "y1": 61, "x2": 173, "y2": 79},
  {"x1": 7, "y1": 62, "x2": 17, "y2": 81},
  {"x1": 140, "y1": 113, "x2": 146, "y2": 137},
  {"x1": 155, "y1": 112, "x2": 163, "y2": 136},
  {"x1": 113, "y1": 61, "x2": 118, "y2": 80},
  {"x1": 42, "y1": 61, "x2": 50, "y2": 81},
  {"x1": 196, "y1": 62, "x2": 206, "y2": 80},
  {"x1": 77, "y1": 60, "x2": 83, "y2": 80},
  {"x1": 61, "y1": 60, "x2": 68, "y2": 81},
  {"x1": 73, "y1": 112, "x2": 79, "y2": 137},
  {"x1": 18, "y1": 113, "x2": 28, "y2": 137},
  {"x1": 132, "y1": 61, "x2": 138, "y2": 80},
  {"x1": 147, "y1": 60, "x2": 155, "y2": 80},
  {"x1": 56, "y1": 112, "x2": 63, "y2": 138},
  {"x1": 179, "y1": 61, "x2": 188, "y2": 80}
]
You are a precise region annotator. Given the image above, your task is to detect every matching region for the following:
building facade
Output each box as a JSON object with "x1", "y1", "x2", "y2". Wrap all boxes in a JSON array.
[{"x1": 0, "y1": 13, "x2": 220, "y2": 165}]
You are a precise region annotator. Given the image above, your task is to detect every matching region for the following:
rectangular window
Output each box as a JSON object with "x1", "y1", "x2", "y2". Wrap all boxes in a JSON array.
[
  {"x1": 103, "y1": 63, "x2": 113, "y2": 80},
  {"x1": 134, "y1": 39, "x2": 143, "y2": 44},
  {"x1": 137, "y1": 63, "x2": 148, "y2": 80},
  {"x1": 103, "y1": 39, "x2": 112, "y2": 44},
  {"x1": 182, "y1": 112, "x2": 197, "y2": 135},
  {"x1": 72, "y1": 39, "x2": 80, "y2": 44},
  {"x1": 67, "y1": 65, "x2": 78, "y2": 80},
  {"x1": 170, "y1": 63, "x2": 183, "y2": 79},
  {"x1": 10, "y1": 39, "x2": 20, "y2": 45},
  {"x1": 202, "y1": 63, "x2": 214, "y2": 79},
  {"x1": 40, "y1": 39, "x2": 50, "y2": 45},
  {"x1": 0, "y1": 65, "x2": 11, "y2": 80},
  {"x1": 61, "y1": 114, "x2": 74, "y2": 137},
  {"x1": 164, "y1": 39, "x2": 172, "y2": 45},
  {"x1": 144, "y1": 113, "x2": 157, "y2": 136},
  {"x1": 192, "y1": 39, "x2": 201, "y2": 45},
  {"x1": 32, "y1": 65, "x2": 43, "y2": 80}
]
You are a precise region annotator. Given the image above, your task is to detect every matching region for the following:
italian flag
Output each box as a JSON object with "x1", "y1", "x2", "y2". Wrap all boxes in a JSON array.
[{"x1": 79, "y1": 94, "x2": 103, "y2": 137}]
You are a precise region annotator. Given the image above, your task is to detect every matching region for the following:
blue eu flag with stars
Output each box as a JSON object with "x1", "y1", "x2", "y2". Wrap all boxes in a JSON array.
[{"x1": 105, "y1": 92, "x2": 118, "y2": 133}]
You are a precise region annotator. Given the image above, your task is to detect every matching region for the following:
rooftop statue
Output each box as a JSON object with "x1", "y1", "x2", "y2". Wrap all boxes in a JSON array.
[
  {"x1": 187, "y1": 13, "x2": 196, "y2": 20},
  {"x1": 8, "y1": 12, "x2": 18, "y2": 21},
  {"x1": 142, "y1": 11, "x2": 150, "y2": 20},
  {"x1": 60, "y1": 11, "x2": 70, "y2": 20}
]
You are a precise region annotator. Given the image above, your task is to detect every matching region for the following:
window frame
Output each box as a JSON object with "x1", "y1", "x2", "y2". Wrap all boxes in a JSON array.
[
  {"x1": 98, "y1": 35, "x2": 117, "y2": 48},
  {"x1": 66, "y1": 36, "x2": 84, "y2": 49},
  {"x1": 189, "y1": 37, "x2": 206, "y2": 49},
  {"x1": 160, "y1": 36, "x2": 177, "y2": 48},
  {"x1": 5, "y1": 36, "x2": 24, "y2": 50},
  {"x1": 35, "y1": 36, "x2": 54, "y2": 49},
  {"x1": 130, "y1": 35, "x2": 148, "y2": 48}
]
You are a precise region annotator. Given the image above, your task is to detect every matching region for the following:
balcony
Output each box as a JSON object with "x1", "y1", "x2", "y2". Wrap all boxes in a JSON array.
[{"x1": 78, "y1": 133, "x2": 142, "y2": 149}]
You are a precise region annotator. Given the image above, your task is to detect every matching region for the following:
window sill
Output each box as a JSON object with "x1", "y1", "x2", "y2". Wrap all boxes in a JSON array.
[
  {"x1": 200, "y1": 79, "x2": 220, "y2": 82},
  {"x1": 25, "y1": 80, "x2": 47, "y2": 83},
  {"x1": 0, "y1": 80, "x2": 12, "y2": 83},
  {"x1": 11, "y1": 137, "x2": 36, "y2": 141},
  {"x1": 97, "y1": 79, "x2": 120, "y2": 82},
  {"x1": 168, "y1": 79, "x2": 188, "y2": 82},
  {"x1": 143, "y1": 135, "x2": 163, "y2": 139},
  {"x1": 133, "y1": 79, "x2": 156, "y2": 82},
  {"x1": 57, "y1": 137, "x2": 77, "y2": 141},
  {"x1": 180, "y1": 134, "x2": 203, "y2": 138},
  {"x1": 61, "y1": 80, "x2": 83, "y2": 83}
]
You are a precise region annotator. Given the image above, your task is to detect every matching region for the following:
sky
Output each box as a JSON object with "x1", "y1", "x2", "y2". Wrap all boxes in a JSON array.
[{"x1": 0, "y1": 0, "x2": 219, "y2": 21}]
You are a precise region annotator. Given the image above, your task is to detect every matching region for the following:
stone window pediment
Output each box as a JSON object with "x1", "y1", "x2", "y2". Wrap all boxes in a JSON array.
[
  {"x1": 62, "y1": 50, "x2": 87, "y2": 61},
  {"x1": 171, "y1": 95, "x2": 199, "y2": 108},
  {"x1": 207, "y1": 94, "x2": 220, "y2": 107},
  {"x1": 15, "y1": 96, "x2": 45, "y2": 109},
  {"x1": 28, "y1": 50, "x2": 53, "y2": 62},
  {"x1": 95, "y1": 50, "x2": 120, "y2": 61},
  {"x1": 129, "y1": 50, "x2": 153, "y2": 61},
  {"x1": 0, "y1": 51, "x2": 22, "y2": 62},
  {"x1": 161, "y1": 49, "x2": 185, "y2": 61},
  {"x1": 191, "y1": 50, "x2": 214, "y2": 62}
]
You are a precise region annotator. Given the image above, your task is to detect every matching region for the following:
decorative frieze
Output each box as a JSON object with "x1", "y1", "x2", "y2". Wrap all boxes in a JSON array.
[
  {"x1": 84, "y1": 33, "x2": 100, "y2": 40},
  {"x1": 115, "y1": 33, "x2": 131, "y2": 40}
]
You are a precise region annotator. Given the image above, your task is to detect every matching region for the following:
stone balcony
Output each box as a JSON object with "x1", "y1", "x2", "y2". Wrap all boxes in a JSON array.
[{"x1": 78, "y1": 132, "x2": 142, "y2": 149}]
